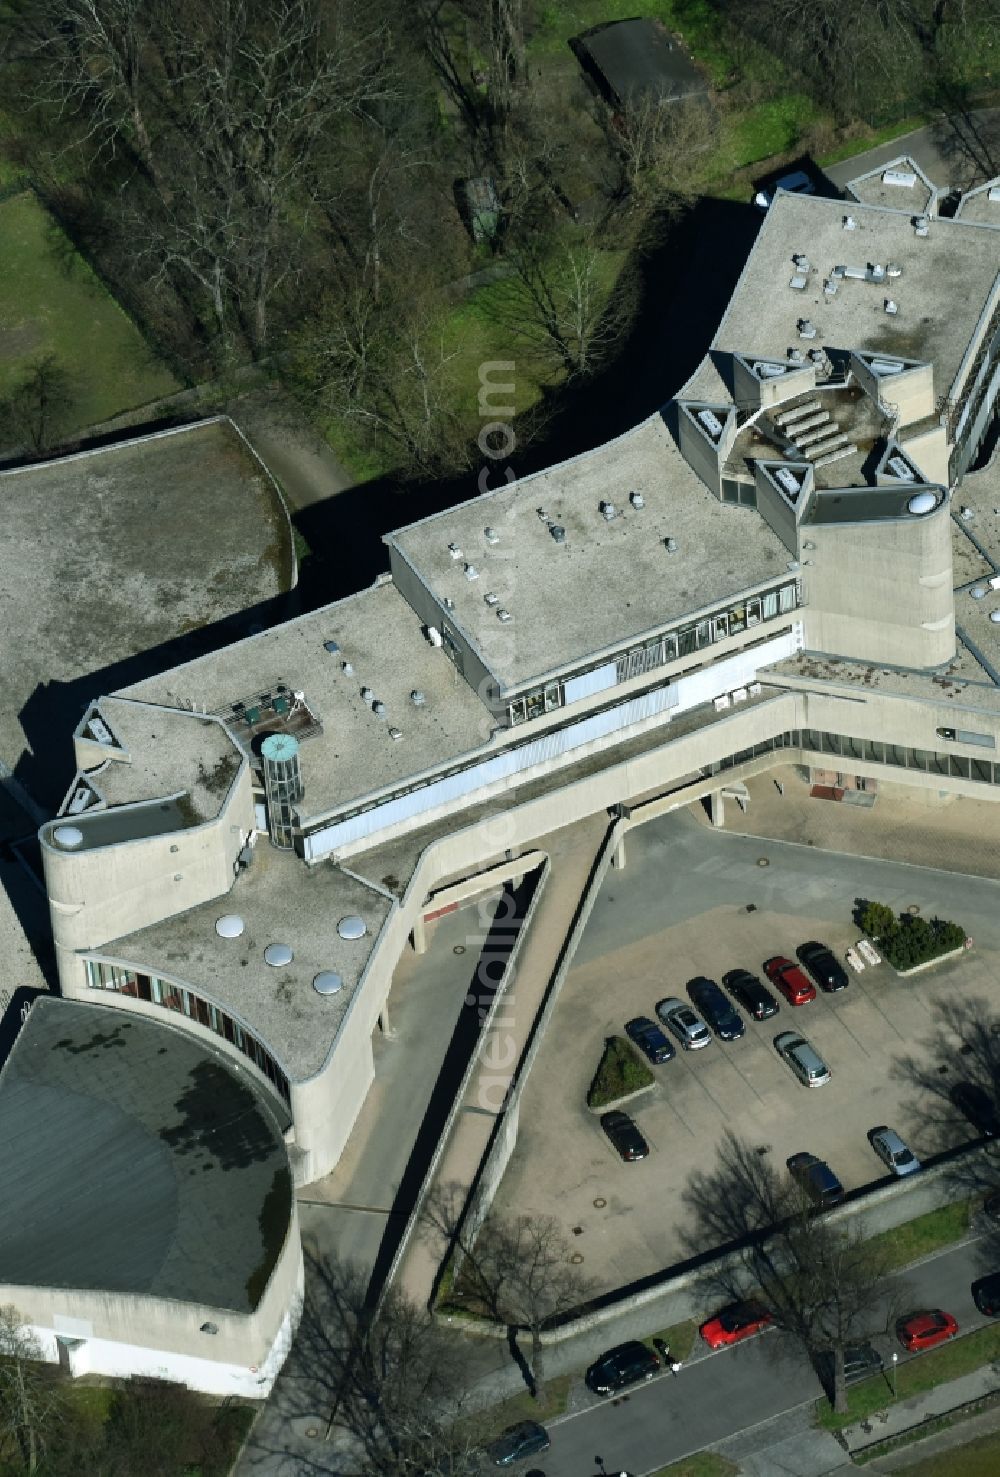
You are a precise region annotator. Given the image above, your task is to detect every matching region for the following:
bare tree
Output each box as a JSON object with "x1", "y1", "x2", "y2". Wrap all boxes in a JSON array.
[
  {"x1": 0, "y1": 353, "x2": 75, "y2": 452},
  {"x1": 0, "y1": 1306, "x2": 64, "y2": 1475},
  {"x1": 682, "y1": 1132, "x2": 903, "y2": 1414},
  {"x1": 610, "y1": 95, "x2": 719, "y2": 215}
]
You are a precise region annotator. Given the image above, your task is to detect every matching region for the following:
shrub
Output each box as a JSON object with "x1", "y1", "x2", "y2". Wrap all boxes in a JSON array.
[
  {"x1": 861, "y1": 901, "x2": 966, "y2": 971},
  {"x1": 587, "y1": 1036, "x2": 653, "y2": 1108}
]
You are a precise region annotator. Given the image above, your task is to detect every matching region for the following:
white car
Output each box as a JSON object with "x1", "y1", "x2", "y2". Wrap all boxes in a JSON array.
[
  {"x1": 868, "y1": 1125, "x2": 921, "y2": 1177},
  {"x1": 656, "y1": 997, "x2": 711, "y2": 1050},
  {"x1": 774, "y1": 1031, "x2": 831, "y2": 1087}
]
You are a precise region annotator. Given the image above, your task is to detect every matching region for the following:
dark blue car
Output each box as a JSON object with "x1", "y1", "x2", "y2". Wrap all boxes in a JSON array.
[
  {"x1": 687, "y1": 977, "x2": 745, "y2": 1041},
  {"x1": 625, "y1": 1015, "x2": 675, "y2": 1063}
]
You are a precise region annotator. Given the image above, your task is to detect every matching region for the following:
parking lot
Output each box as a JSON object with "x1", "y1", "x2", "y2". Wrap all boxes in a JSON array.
[{"x1": 488, "y1": 806, "x2": 1000, "y2": 1291}]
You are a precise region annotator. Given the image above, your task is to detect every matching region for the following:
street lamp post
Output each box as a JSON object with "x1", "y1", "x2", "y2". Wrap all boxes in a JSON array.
[{"x1": 890, "y1": 1352, "x2": 899, "y2": 1398}]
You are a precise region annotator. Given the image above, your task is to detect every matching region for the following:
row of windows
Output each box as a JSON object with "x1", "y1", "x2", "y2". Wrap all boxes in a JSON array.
[
  {"x1": 85, "y1": 960, "x2": 291, "y2": 1103},
  {"x1": 715, "y1": 729, "x2": 1000, "y2": 785},
  {"x1": 507, "y1": 582, "x2": 800, "y2": 727}
]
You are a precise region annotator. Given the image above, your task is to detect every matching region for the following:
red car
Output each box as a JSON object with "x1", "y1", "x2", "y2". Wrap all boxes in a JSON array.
[
  {"x1": 764, "y1": 956, "x2": 817, "y2": 1007},
  {"x1": 700, "y1": 1301, "x2": 773, "y2": 1349},
  {"x1": 896, "y1": 1309, "x2": 959, "y2": 1352}
]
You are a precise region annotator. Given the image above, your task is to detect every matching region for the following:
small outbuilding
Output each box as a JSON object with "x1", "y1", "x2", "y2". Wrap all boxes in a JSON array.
[{"x1": 574, "y1": 18, "x2": 706, "y2": 109}]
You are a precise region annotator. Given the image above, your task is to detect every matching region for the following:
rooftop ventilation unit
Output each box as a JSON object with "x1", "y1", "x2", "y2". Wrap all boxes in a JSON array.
[
  {"x1": 870, "y1": 358, "x2": 904, "y2": 375},
  {"x1": 67, "y1": 785, "x2": 94, "y2": 815},
  {"x1": 549, "y1": 523, "x2": 566, "y2": 543},
  {"x1": 867, "y1": 263, "x2": 887, "y2": 283},
  {"x1": 373, "y1": 700, "x2": 387, "y2": 718},
  {"x1": 793, "y1": 253, "x2": 811, "y2": 271},
  {"x1": 990, "y1": 185, "x2": 1000, "y2": 202},
  {"x1": 664, "y1": 536, "x2": 678, "y2": 553},
  {"x1": 599, "y1": 500, "x2": 616, "y2": 520},
  {"x1": 823, "y1": 278, "x2": 838, "y2": 296},
  {"x1": 797, "y1": 319, "x2": 817, "y2": 339},
  {"x1": 426, "y1": 626, "x2": 443, "y2": 647},
  {"x1": 447, "y1": 541, "x2": 463, "y2": 560},
  {"x1": 87, "y1": 715, "x2": 115, "y2": 745},
  {"x1": 883, "y1": 168, "x2": 917, "y2": 188},
  {"x1": 323, "y1": 640, "x2": 340, "y2": 654},
  {"x1": 808, "y1": 348, "x2": 826, "y2": 363},
  {"x1": 463, "y1": 562, "x2": 479, "y2": 580},
  {"x1": 484, "y1": 526, "x2": 499, "y2": 544},
  {"x1": 884, "y1": 299, "x2": 899, "y2": 315},
  {"x1": 443, "y1": 596, "x2": 455, "y2": 611},
  {"x1": 756, "y1": 361, "x2": 786, "y2": 378},
  {"x1": 410, "y1": 689, "x2": 426, "y2": 705},
  {"x1": 697, "y1": 408, "x2": 724, "y2": 439},
  {"x1": 775, "y1": 467, "x2": 802, "y2": 497},
  {"x1": 497, "y1": 608, "x2": 512, "y2": 622},
  {"x1": 843, "y1": 215, "x2": 857, "y2": 230},
  {"x1": 789, "y1": 274, "x2": 807, "y2": 291},
  {"x1": 789, "y1": 349, "x2": 805, "y2": 364},
  {"x1": 629, "y1": 490, "x2": 645, "y2": 509},
  {"x1": 484, "y1": 591, "x2": 499, "y2": 605},
  {"x1": 536, "y1": 507, "x2": 549, "y2": 522},
  {"x1": 887, "y1": 262, "x2": 903, "y2": 278},
  {"x1": 388, "y1": 726, "x2": 403, "y2": 740},
  {"x1": 914, "y1": 216, "x2": 929, "y2": 236},
  {"x1": 342, "y1": 660, "x2": 354, "y2": 675},
  {"x1": 261, "y1": 733, "x2": 302, "y2": 850},
  {"x1": 887, "y1": 455, "x2": 916, "y2": 481},
  {"x1": 360, "y1": 686, "x2": 374, "y2": 703}
]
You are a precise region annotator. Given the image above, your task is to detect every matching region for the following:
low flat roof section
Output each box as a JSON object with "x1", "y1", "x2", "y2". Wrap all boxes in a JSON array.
[
  {"x1": 845, "y1": 155, "x2": 937, "y2": 216},
  {"x1": 0, "y1": 419, "x2": 295, "y2": 807},
  {"x1": 387, "y1": 415, "x2": 792, "y2": 694},
  {"x1": 712, "y1": 194, "x2": 1000, "y2": 403},
  {"x1": 0, "y1": 997, "x2": 292, "y2": 1312},
  {"x1": 955, "y1": 179, "x2": 1000, "y2": 228},
  {"x1": 576, "y1": 19, "x2": 706, "y2": 106}
]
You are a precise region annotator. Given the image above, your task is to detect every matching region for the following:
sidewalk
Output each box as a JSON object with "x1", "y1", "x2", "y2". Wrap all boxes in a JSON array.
[
  {"x1": 842, "y1": 1364, "x2": 1000, "y2": 1459},
  {"x1": 717, "y1": 762, "x2": 1000, "y2": 881}
]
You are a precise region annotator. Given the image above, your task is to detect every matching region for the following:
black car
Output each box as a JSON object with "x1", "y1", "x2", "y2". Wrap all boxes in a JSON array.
[
  {"x1": 625, "y1": 1015, "x2": 675, "y2": 1064},
  {"x1": 585, "y1": 1340, "x2": 660, "y2": 1395},
  {"x1": 950, "y1": 1081, "x2": 1000, "y2": 1138},
  {"x1": 796, "y1": 941, "x2": 849, "y2": 993},
  {"x1": 984, "y1": 1190, "x2": 1000, "y2": 1224},
  {"x1": 972, "y1": 1273, "x2": 1000, "y2": 1316},
  {"x1": 787, "y1": 1151, "x2": 845, "y2": 1209},
  {"x1": 687, "y1": 976, "x2": 745, "y2": 1041},
  {"x1": 600, "y1": 1110, "x2": 649, "y2": 1162},
  {"x1": 722, "y1": 968, "x2": 780, "y2": 1021},
  {"x1": 486, "y1": 1421, "x2": 551, "y2": 1466},
  {"x1": 815, "y1": 1343, "x2": 883, "y2": 1388}
]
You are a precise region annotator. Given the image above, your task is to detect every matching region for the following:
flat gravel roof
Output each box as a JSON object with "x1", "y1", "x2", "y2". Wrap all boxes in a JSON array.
[{"x1": 0, "y1": 998, "x2": 292, "y2": 1312}]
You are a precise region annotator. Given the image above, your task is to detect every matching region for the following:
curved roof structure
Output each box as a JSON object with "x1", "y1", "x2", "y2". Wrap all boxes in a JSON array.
[{"x1": 0, "y1": 998, "x2": 292, "y2": 1313}]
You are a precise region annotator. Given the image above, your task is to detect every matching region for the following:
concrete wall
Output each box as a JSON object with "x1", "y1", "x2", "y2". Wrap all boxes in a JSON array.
[
  {"x1": 43, "y1": 763, "x2": 254, "y2": 995},
  {"x1": 850, "y1": 355, "x2": 935, "y2": 426},
  {"x1": 800, "y1": 500, "x2": 954, "y2": 666},
  {"x1": 5, "y1": 1203, "x2": 303, "y2": 1397},
  {"x1": 386, "y1": 542, "x2": 496, "y2": 708},
  {"x1": 900, "y1": 422, "x2": 950, "y2": 485}
]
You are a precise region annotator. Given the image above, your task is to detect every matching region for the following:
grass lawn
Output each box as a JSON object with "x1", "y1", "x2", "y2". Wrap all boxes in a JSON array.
[
  {"x1": 870, "y1": 1199, "x2": 972, "y2": 1272},
  {"x1": 0, "y1": 190, "x2": 179, "y2": 429},
  {"x1": 465, "y1": 1374, "x2": 573, "y2": 1440},
  {"x1": 587, "y1": 1035, "x2": 655, "y2": 1108},
  {"x1": 648, "y1": 1454, "x2": 737, "y2": 1477},
  {"x1": 818, "y1": 1322, "x2": 1000, "y2": 1432},
  {"x1": 647, "y1": 1319, "x2": 698, "y2": 1364},
  {"x1": 528, "y1": 1, "x2": 736, "y2": 86},
  {"x1": 901, "y1": 1425, "x2": 1000, "y2": 1475},
  {"x1": 817, "y1": 115, "x2": 929, "y2": 167}
]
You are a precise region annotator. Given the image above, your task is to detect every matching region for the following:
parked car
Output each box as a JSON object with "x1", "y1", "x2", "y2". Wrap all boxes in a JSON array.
[
  {"x1": 868, "y1": 1125, "x2": 921, "y2": 1177},
  {"x1": 896, "y1": 1309, "x2": 958, "y2": 1352},
  {"x1": 796, "y1": 940, "x2": 849, "y2": 993},
  {"x1": 764, "y1": 956, "x2": 817, "y2": 1007},
  {"x1": 600, "y1": 1110, "x2": 648, "y2": 1162},
  {"x1": 774, "y1": 1031, "x2": 831, "y2": 1087},
  {"x1": 656, "y1": 996, "x2": 711, "y2": 1050},
  {"x1": 754, "y1": 169, "x2": 815, "y2": 208},
  {"x1": 625, "y1": 1015, "x2": 675, "y2": 1065},
  {"x1": 950, "y1": 1081, "x2": 1000, "y2": 1139},
  {"x1": 700, "y1": 1301, "x2": 773, "y2": 1350},
  {"x1": 486, "y1": 1422, "x2": 550, "y2": 1466},
  {"x1": 972, "y1": 1273, "x2": 1000, "y2": 1316},
  {"x1": 687, "y1": 976, "x2": 745, "y2": 1041},
  {"x1": 722, "y1": 968, "x2": 779, "y2": 1021},
  {"x1": 585, "y1": 1340, "x2": 660, "y2": 1394},
  {"x1": 787, "y1": 1151, "x2": 844, "y2": 1207},
  {"x1": 815, "y1": 1344, "x2": 884, "y2": 1388}
]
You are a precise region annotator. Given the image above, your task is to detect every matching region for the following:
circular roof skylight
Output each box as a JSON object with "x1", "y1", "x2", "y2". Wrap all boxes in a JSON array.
[
  {"x1": 313, "y1": 971, "x2": 344, "y2": 996},
  {"x1": 215, "y1": 914, "x2": 245, "y2": 939},
  {"x1": 971, "y1": 586, "x2": 988, "y2": 599},
  {"x1": 53, "y1": 824, "x2": 84, "y2": 849},
  {"x1": 264, "y1": 943, "x2": 294, "y2": 967},
  {"x1": 337, "y1": 915, "x2": 367, "y2": 941},
  {"x1": 907, "y1": 491, "x2": 937, "y2": 515}
]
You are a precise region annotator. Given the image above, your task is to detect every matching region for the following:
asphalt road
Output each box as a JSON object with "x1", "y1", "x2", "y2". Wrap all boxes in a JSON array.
[
  {"x1": 822, "y1": 109, "x2": 1000, "y2": 194},
  {"x1": 537, "y1": 1231, "x2": 1000, "y2": 1476}
]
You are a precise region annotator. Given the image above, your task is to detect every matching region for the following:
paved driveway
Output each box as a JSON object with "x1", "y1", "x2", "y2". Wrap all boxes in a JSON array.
[
  {"x1": 823, "y1": 109, "x2": 1000, "y2": 194},
  {"x1": 490, "y1": 808, "x2": 1000, "y2": 1289}
]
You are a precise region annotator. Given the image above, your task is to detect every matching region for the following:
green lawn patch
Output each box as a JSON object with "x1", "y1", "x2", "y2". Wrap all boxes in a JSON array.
[
  {"x1": 0, "y1": 190, "x2": 179, "y2": 432},
  {"x1": 465, "y1": 1374, "x2": 572, "y2": 1440},
  {"x1": 818, "y1": 1321, "x2": 1000, "y2": 1432},
  {"x1": 647, "y1": 1319, "x2": 698, "y2": 1364},
  {"x1": 528, "y1": 2, "x2": 736, "y2": 87},
  {"x1": 900, "y1": 1423, "x2": 1000, "y2": 1476},
  {"x1": 870, "y1": 1200, "x2": 972, "y2": 1272},
  {"x1": 647, "y1": 1453, "x2": 738, "y2": 1477},
  {"x1": 817, "y1": 116, "x2": 928, "y2": 167},
  {"x1": 587, "y1": 1035, "x2": 654, "y2": 1108}
]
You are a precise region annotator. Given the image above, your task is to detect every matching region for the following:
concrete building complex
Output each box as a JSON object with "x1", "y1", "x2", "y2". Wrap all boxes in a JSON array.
[{"x1": 7, "y1": 162, "x2": 1000, "y2": 1392}]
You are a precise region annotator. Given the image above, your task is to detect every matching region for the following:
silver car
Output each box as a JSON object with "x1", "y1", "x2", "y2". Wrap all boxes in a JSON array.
[
  {"x1": 774, "y1": 1031, "x2": 831, "y2": 1087},
  {"x1": 869, "y1": 1125, "x2": 921, "y2": 1177},
  {"x1": 656, "y1": 996, "x2": 711, "y2": 1050}
]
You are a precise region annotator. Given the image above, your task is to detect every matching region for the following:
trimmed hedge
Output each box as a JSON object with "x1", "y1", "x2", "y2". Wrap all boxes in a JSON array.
[
  {"x1": 587, "y1": 1036, "x2": 653, "y2": 1108},
  {"x1": 860, "y1": 901, "x2": 966, "y2": 972}
]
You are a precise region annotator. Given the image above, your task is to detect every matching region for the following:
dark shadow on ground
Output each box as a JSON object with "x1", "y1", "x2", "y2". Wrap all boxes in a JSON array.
[{"x1": 294, "y1": 195, "x2": 765, "y2": 610}]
